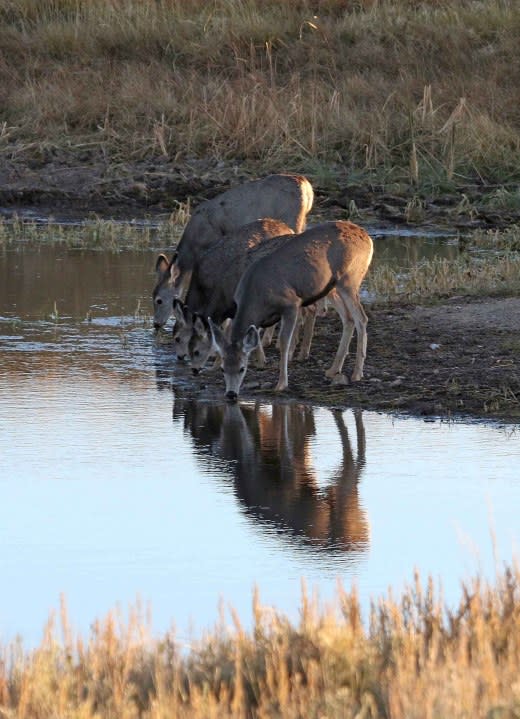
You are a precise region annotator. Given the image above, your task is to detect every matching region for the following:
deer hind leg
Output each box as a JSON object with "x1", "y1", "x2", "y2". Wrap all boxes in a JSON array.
[
  {"x1": 324, "y1": 292, "x2": 355, "y2": 385},
  {"x1": 335, "y1": 286, "x2": 368, "y2": 382},
  {"x1": 275, "y1": 306, "x2": 299, "y2": 392},
  {"x1": 296, "y1": 296, "x2": 329, "y2": 362}
]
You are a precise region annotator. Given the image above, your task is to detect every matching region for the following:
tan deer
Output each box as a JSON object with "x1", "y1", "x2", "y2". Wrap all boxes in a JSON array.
[
  {"x1": 152, "y1": 174, "x2": 313, "y2": 328},
  {"x1": 209, "y1": 220, "x2": 374, "y2": 400},
  {"x1": 170, "y1": 218, "x2": 295, "y2": 367}
]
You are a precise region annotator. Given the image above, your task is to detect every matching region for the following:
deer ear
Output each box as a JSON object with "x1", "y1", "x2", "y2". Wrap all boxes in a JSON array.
[
  {"x1": 155, "y1": 253, "x2": 170, "y2": 275},
  {"x1": 193, "y1": 314, "x2": 207, "y2": 337},
  {"x1": 208, "y1": 318, "x2": 226, "y2": 355},
  {"x1": 243, "y1": 325, "x2": 260, "y2": 353}
]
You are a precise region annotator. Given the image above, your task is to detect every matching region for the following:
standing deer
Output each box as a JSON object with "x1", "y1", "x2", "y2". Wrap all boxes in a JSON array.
[
  {"x1": 152, "y1": 173, "x2": 313, "y2": 329},
  {"x1": 209, "y1": 220, "x2": 374, "y2": 400}
]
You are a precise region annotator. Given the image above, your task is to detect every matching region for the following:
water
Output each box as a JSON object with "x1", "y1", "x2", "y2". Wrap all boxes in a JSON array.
[{"x1": 0, "y1": 239, "x2": 518, "y2": 647}]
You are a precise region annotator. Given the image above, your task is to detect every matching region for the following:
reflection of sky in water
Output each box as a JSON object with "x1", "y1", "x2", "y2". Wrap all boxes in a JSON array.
[
  {"x1": 0, "y1": 241, "x2": 518, "y2": 647},
  {"x1": 1, "y1": 359, "x2": 519, "y2": 647}
]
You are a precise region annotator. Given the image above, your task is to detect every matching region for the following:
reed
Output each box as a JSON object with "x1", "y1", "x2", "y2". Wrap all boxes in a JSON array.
[
  {"x1": 2, "y1": 565, "x2": 520, "y2": 718},
  {"x1": 1, "y1": 0, "x2": 520, "y2": 189}
]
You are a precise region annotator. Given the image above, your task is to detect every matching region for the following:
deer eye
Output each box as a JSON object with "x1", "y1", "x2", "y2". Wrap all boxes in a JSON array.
[
  {"x1": 175, "y1": 336, "x2": 180, "y2": 342},
  {"x1": 239, "y1": 367, "x2": 245, "y2": 374},
  {"x1": 156, "y1": 298, "x2": 162, "y2": 305},
  {"x1": 193, "y1": 350, "x2": 200, "y2": 357}
]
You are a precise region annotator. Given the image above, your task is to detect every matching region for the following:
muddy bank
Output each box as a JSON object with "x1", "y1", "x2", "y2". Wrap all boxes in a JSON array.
[
  {"x1": 2, "y1": 154, "x2": 520, "y2": 231},
  {"x1": 161, "y1": 296, "x2": 520, "y2": 423}
]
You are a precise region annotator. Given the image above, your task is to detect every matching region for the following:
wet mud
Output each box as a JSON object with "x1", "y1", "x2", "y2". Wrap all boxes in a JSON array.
[{"x1": 160, "y1": 295, "x2": 520, "y2": 423}]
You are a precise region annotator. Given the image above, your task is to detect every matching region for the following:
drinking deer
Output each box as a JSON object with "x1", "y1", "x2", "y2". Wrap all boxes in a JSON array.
[
  {"x1": 152, "y1": 173, "x2": 314, "y2": 328},
  {"x1": 171, "y1": 218, "x2": 295, "y2": 367},
  {"x1": 209, "y1": 220, "x2": 374, "y2": 400}
]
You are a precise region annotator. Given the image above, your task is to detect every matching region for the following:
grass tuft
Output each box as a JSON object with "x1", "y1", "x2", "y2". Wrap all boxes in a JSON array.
[{"x1": 2, "y1": 565, "x2": 520, "y2": 717}]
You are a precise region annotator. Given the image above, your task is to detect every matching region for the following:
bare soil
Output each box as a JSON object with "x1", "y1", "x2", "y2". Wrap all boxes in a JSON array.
[{"x1": 166, "y1": 296, "x2": 520, "y2": 423}]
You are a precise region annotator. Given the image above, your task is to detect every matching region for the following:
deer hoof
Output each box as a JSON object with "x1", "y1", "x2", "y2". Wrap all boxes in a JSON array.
[
  {"x1": 274, "y1": 382, "x2": 288, "y2": 392},
  {"x1": 324, "y1": 367, "x2": 338, "y2": 379},
  {"x1": 351, "y1": 370, "x2": 364, "y2": 382},
  {"x1": 330, "y1": 372, "x2": 349, "y2": 386}
]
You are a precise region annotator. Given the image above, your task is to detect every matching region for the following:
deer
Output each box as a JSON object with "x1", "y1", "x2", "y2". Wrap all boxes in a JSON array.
[
  {"x1": 209, "y1": 220, "x2": 374, "y2": 401},
  {"x1": 170, "y1": 218, "x2": 295, "y2": 367},
  {"x1": 152, "y1": 173, "x2": 314, "y2": 329}
]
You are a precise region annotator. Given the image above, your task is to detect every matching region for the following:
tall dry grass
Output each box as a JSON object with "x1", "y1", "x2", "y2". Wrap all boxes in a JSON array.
[
  {"x1": 1, "y1": 0, "x2": 520, "y2": 188},
  {"x1": 2, "y1": 566, "x2": 520, "y2": 718}
]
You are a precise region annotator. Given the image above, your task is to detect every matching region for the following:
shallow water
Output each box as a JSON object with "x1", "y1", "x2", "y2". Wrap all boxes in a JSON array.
[{"x1": 1, "y1": 240, "x2": 518, "y2": 647}]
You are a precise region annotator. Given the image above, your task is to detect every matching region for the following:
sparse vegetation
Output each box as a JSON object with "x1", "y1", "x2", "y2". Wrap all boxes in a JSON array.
[
  {"x1": 367, "y1": 224, "x2": 520, "y2": 302},
  {"x1": 0, "y1": 214, "x2": 185, "y2": 250},
  {"x1": 1, "y1": 0, "x2": 520, "y2": 193},
  {"x1": 2, "y1": 566, "x2": 520, "y2": 718}
]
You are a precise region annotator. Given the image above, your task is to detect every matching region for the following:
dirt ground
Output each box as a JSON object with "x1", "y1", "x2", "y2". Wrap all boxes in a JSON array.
[
  {"x1": 164, "y1": 296, "x2": 520, "y2": 423},
  {"x1": 1, "y1": 154, "x2": 519, "y2": 422}
]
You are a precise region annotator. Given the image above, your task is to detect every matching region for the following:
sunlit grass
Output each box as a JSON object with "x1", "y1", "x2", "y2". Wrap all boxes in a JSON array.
[
  {"x1": 0, "y1": 213, "x2": 186, "y2": 250},
  {"x1": 1, "y1": 0, "x2": 520, "y2": 188},
  {"x1": 366, "y1": 225, "x2": 520, "y2": 302},
  {"x1": 2, "y1": 565, "x2": 520, "y2": 718}
]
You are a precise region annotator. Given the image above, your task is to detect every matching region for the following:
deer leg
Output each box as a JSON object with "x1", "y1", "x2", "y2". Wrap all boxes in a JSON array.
[
  {"x1": 336, "y1": 287, "x2": 368, "y2": 382},
  {"x1": 261, "y1": 324, "x2": 276, "y2": 348},
  {"x1": 275, "y1": 306, "x2": 298, "y2": 392},
  {"x1": 325, "y1": 292, "x2": 355, "y2": 384},
  {"x1": 287, "y1": 310, "x2": 302, "y2": 359},
  {"x1": 295, "y1": 307, "x2": 316, "y2": 361}
]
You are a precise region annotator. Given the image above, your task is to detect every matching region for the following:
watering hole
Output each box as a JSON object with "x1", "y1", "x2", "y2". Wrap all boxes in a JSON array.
[{"x1": 0, "y1": 234, "x2": 519, "y2": 646}]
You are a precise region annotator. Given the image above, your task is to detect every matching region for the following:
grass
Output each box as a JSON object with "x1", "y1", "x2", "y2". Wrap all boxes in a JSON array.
[
  {"x1": 366, "y1": 224, "x2": 520, "y2": 302},
  {"x1": 2, "y1": 565, "x2": 520, "y2": 718},
  {"x1": 2, "y1": 0, "x2": 520, "y2": 192},
  {"x1": 0, "y1": 212, "x2": 186, "y2": 250}
]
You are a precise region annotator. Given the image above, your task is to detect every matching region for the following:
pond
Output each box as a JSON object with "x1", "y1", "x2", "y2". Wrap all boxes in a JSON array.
[{"x1": 0, "y1": 235, "x2": 518, "y2": 647}]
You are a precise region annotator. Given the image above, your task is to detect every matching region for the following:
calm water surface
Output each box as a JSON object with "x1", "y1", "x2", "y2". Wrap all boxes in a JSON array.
[{"x1": 0, "y1": 240, "x2": 518, "y2": 647}]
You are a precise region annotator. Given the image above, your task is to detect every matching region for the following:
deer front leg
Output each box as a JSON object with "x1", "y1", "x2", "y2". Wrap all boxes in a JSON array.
[
  {"x1": 261, "y1": 324, "x2": 276, "y2": 348},
  {"x1": 275, "y1": 306, "x2": 298, "y2": 392}
]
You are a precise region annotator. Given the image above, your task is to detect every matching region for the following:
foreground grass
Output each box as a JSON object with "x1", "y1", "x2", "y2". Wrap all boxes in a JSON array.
[
  {"x1": 2, "y1": 0, "x2": 520, "y2": 192},
  {"x1": 2, "y1": 566, "x2": 520, "y2": 718}
]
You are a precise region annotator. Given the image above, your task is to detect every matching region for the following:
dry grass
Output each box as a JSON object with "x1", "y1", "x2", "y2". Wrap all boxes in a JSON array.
[
  {"x1": 2, "y1": 566, "x2": 520, "y2": 718},
  {"x1": 1, "y1": 0, "x2": 520, "y2": 188},
  {"x1": 367, "y1": 224, "x2": 520, "y2": 302}
]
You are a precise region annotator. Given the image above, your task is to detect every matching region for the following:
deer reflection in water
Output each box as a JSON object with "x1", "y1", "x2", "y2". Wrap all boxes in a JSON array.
[{"x1": 172, "y1": 398, "x2": 369, "y2": 556}]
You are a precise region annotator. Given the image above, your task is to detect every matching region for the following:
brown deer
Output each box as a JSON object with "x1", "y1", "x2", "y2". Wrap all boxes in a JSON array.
[
  {"x1": 209, "y1": 220, "x2": 374, "y2": 401},
  {"x1": 152, "y1": 174, "x2": 313, "y2": 329}
]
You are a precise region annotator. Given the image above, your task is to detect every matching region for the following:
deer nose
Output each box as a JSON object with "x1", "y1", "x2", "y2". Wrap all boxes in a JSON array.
[
  {"x1": 226, "y1": 390, "x2": 238, "y2": 402},
  {"x1": 153, "y1": 322, "x2": 162, "y2": 331},
  {"x1": 177, "y1": 353, "x2": 186, "y2": 361},
  {"x1": 192, "y1": 368, "x2": 200, "y2": 376}
]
